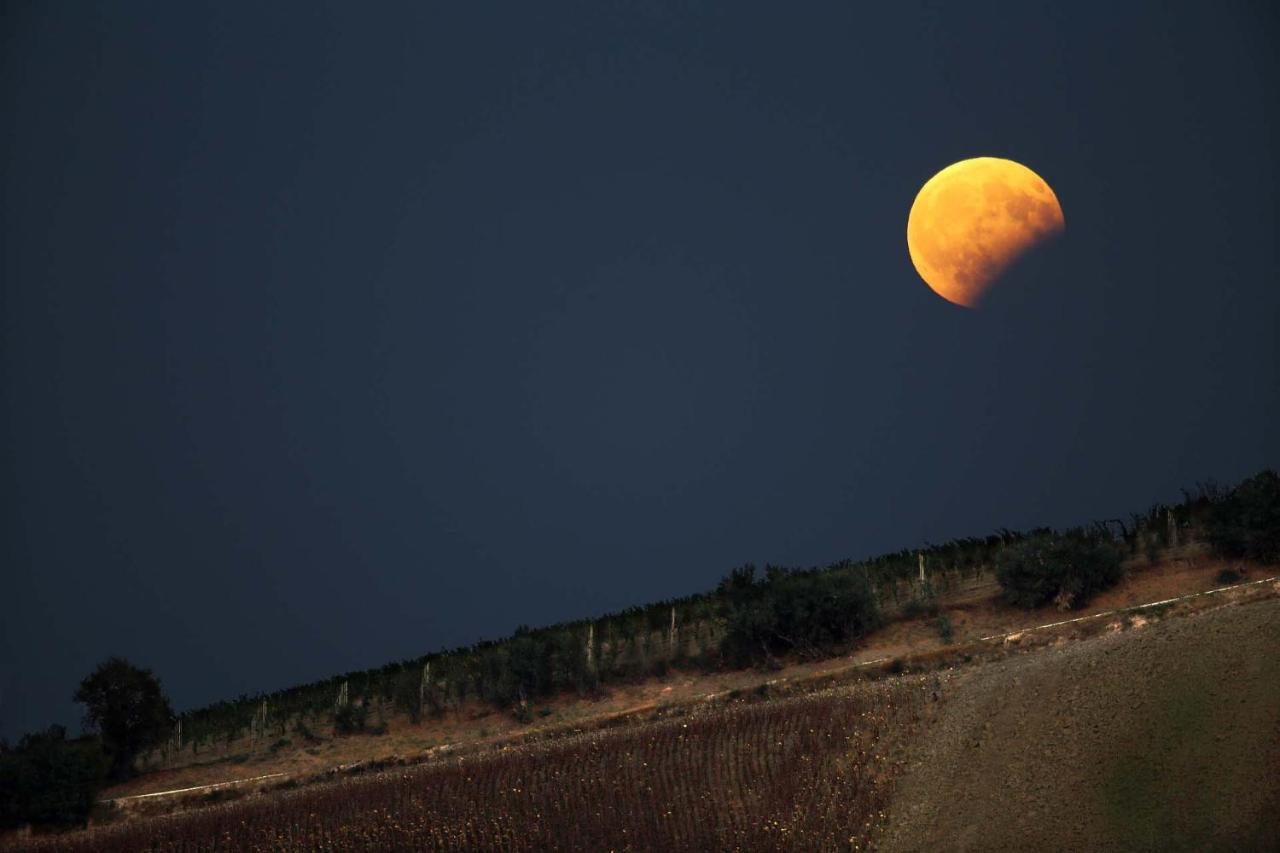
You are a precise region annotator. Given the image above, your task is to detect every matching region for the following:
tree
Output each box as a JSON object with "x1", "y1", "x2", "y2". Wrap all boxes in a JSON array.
[{"x1": 73, "y1": 657, "x2": 175, "y2": 780}]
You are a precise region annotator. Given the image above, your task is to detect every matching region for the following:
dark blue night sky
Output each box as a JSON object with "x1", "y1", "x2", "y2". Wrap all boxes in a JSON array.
[{"x1": 3, "y1": 1, "x2": 1277, "y2": 738}]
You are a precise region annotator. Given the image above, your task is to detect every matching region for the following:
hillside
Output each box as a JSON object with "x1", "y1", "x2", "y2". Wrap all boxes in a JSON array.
[
  {"x1": 97, "y1": 549, "x2": 1266, "y2": 806},
  {"x1": 879, "y1": 592, "x2": 1280, "y2": 852},
  {"x1": 4, "y1": 470, "x2": 1276, "y2": 848},
  {"x1": 85, "y1": 554, "x2": 1272, "y2": 793},
  {"x1": 9, "y1": 564, "x2": 1277, "y2": 851}
]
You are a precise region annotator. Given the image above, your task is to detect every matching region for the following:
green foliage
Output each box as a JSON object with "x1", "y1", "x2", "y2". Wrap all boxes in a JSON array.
[
  {"x1": 1215, "y1": 567, "x2": 1243, "y2": 585},
  {"x1": 392, "y1": 669, "x2": 425, "y2": 724},
  {"x1": 933, "y1": 614, "x2": 954, "y2": 643},
  {"x1": 1204, "y1": 469, "x2": 1280, "y2": 563},
  {"x1": 333, "y1": 702, "x2": 368, "y2": 735},
  {"x1": 996, "y1": 532, "x2": 1124, "y2": 609},
  {"x1": 294, "y1": 720, "x2": 322, "y2": 744},
  {"x1": 902, "y1": 597, "x2": 940, "y2": 620},
  {"x1": 718, "y1": 564, "x2": 881, "y2": 666},
  {"x1": 73, "y1": 657, "x2": 174, "y2": 780},
  {"x1": 161, "y1": 469, "x2": 1271, "y2": 751},
  {"x1": 0, "y1": 726, "x2": 108, "y2": 829}
]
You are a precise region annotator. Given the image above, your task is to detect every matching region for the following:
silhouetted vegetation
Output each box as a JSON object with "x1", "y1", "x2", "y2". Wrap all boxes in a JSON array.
[
  {"x1": 1204, "y1": 469, "x2": 1280, "y2": 563},
  {"x1": 333, "y1": 702, "x2": 369, "y2": 736},
  {"x1": 131, "y1": 469, "x2": 1272, "y2": 761},
  {"x1": 996, "y1": 531, "x2": 1125, "y2": 609},
  {"x1": 1216, "y1": 567, "x2": 1244, "y2": 585},
  {"x1": 718, "y1": 563, "x2": 881, "y2": 666},
  {"x1": 0, "y1": 726, "x2": 107, "y2": 830},
  {"x1": 73, "y1": 657, "x2": 174, "y2": 780}
]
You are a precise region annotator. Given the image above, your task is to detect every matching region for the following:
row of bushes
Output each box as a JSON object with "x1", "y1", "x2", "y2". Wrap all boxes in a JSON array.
[
  {"x1": 5, "y1": 471, "x2": 1276, "y2": 834},
  {"x1": 169, "y1": 470, "x2": 1280, "y2": 757}
]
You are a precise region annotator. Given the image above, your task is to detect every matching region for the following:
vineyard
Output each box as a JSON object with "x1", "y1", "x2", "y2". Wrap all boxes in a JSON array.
[
  {"x1": 150, "y1": 489, "x2": 1210, "y2": 765},
  {"x1": 20, "y1": 678, "x2": 933, "y2": 852}
]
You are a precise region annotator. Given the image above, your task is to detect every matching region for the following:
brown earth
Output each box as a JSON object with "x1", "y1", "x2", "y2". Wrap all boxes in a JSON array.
[
  {"x1": 103, "y1": 552, "x2": 1266, "y2": 805},
  {"x1": 878, "y1": 590, "x2": 1280, "y2": 852},
  {"x1": 4, "y1": 562, "x2": 1277, "y2": 849}
]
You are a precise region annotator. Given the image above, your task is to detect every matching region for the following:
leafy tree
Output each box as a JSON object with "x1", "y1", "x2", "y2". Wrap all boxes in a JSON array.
[
  {"x1": 0, "y1": 726, "x2": 108, "y2": 829},
  {"x1": 1204, "y1": 469, "x2": 1280, "y2": 563},
  {"x1": 73, "y1": 657, "x2": 175, "y2": 780},
  {"x1": 719, "y1": 565, "x2": 880, "y2": 665},
  {"x1": 995, "y1": 532, "x2": 1123, "y2": 609}
]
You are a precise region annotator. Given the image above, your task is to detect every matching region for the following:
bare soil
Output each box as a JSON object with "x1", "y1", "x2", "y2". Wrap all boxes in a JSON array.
[
  {"x1": 102, "y1": 553, "x2": 1266, "y2": 806},
  {"x1": 878, "y1": 590, "x2": 1280, "y2": 852}
]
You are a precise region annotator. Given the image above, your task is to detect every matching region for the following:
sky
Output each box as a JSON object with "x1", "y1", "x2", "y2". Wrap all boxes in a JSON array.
[{"x1": 2, "y1": 1, "x2": 1277, "y2": 739}]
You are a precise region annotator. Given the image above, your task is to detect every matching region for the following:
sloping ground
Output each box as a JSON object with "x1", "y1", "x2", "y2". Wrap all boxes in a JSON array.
[
  {"x1": 102, "y1": 554, "x2": 1259, "y2": 804},
  {"x1": 878, "y1": 594, "x2": 1280, "y2": 852},
  {"x1": 13, "y1": 679, "x2": 935, "y2": 851}
]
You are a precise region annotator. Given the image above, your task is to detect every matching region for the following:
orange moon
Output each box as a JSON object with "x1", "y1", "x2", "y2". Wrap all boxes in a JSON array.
[{"x1": 907, "y1": 157, "x2": 1064, "y2": 307}]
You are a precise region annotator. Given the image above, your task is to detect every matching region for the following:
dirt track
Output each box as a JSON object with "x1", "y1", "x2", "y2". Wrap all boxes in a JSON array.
[{"x1": 879, "y1": 595, "x2": 1280, "y2": 852}]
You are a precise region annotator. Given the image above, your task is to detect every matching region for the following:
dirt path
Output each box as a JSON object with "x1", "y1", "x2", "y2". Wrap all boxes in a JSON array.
[{"x1": 878, "y1": 594, "x2": 1280, "y2": 852}]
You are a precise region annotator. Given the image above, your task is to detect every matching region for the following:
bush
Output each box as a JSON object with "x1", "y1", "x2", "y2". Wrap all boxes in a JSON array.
[
  {"x1": 0, "y1": 726, "x2": 108, "y2": 829},
  {"x1": 1216, "y1": 567, "x2": 1244, "y2": 585},
  {"x1": 718, "y1": 565, "x2": 880, "y2": 666},
  {"x1": 294, "y1": 720, "x2": 322, "y2": 744},
  {"x1": 902, "y1": 597, "x2": 940, "y2": 620},
  {"x1": 933, "y1": 614, "x2": 954, "y2": 643},
  {"x1": 996, "y1": 532, "x2": 1124, "y2": 610},
  {"x1": 1204, "y1": 470, "x2": 1280, "y2": 564},
  {"x1": 333, "y1": 703, "x2": 368, "y2": 735}
]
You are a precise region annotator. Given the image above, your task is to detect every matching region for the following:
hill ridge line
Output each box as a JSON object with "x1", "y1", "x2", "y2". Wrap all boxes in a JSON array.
[{"x1": 106, "y1": 573, "x2": 1278, "y2": 805}]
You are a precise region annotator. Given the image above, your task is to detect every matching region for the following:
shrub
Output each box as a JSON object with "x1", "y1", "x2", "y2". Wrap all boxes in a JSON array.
[
  {"x1": 718, "y1": 565, "x2": 880, "y2": 666},
  {"x1": 0, "y1": 726, "x2": 109, "y2": 829},
  {"x1": 295, "y1": 720, "x2": 322, "y2": 744},
  {"x1": 1215, "y1": 567, "x2": 1244, "y2": 585},
  {"x1": 902, "y1": 597, "x2": 940, "y2": 620},
  {"x1": 933, "y1": 614, "x2": 954, "y2": 643},
  {"x1": 996, "y1": 532, "x2": 1124, "y2": 609},
  {"x1": 333, "y1": 703, "x2": 368, "y2": 735},
  {"x1": 1204, "y1": 470, "x2": 1280, "y2": 564}
]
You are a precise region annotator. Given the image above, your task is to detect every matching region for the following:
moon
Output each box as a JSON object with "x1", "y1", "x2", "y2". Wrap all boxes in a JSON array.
[{"x1": 907, "y1": 157, "x2": 1064, "y2": 308}]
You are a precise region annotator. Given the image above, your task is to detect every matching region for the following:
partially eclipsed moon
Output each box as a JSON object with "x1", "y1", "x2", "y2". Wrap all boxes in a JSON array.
[{"x1": 907, "y1": 157, "x2": 1064, "y2": 308}]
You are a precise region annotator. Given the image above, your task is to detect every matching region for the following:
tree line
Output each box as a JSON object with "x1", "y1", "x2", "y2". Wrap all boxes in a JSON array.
[
  {"x1": 155, "y1": 469, "x2": 1280, "y2": 754},
  {"x1": 3, "y1": 468, "x2": 1275, "y2": 831}
]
